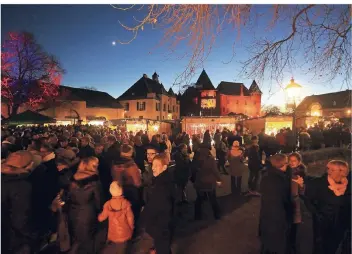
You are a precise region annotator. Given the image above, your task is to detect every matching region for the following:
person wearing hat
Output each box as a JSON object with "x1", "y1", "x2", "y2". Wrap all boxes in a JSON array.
[
  {"x1": 111, "y1": 144, "x2": 142, "y2": 224},
  {"x1": 68, "y1": 156, "x2": 102, "y2": 254},
  {"x1": 98, "y1": 181, "x2": 134, "y2": 254},
  {"x1": 2, "y1": 151, "x2": 35, "y2": 253}
]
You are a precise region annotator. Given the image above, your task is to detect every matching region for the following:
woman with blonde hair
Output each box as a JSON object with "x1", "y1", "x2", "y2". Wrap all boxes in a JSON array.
[
  {"x1": 67, "y1": 156, "x2": 102, "y2": 254},
  {"x1": 228, "y1": 141, "x2": 247, "y2": 195}
]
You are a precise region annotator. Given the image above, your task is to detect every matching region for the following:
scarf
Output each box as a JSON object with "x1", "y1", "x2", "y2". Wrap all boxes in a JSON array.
[
  {"x1": 328, "y1": 176, "x2": 348, "y2": 196},
  {"x1": 43, "y1": 152, "x2": 56, "y2": 162}
]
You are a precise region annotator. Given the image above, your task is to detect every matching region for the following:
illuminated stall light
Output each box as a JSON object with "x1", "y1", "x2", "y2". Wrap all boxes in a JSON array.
[
  {"x1": 56, "y1": 120, "x2": 72, "y2": 126},
  {"x1": 88, "y1": 120, "x2": 105, "y2": 126}
]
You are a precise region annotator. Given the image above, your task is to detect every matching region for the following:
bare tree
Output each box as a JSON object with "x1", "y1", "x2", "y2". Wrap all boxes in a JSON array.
[
  {"x1": 262, "y1": 104, "x2": 283, "y2": 116},
  {"x1": 1, "y1": 32, "x2": 64, "y2": 117},
  {"x1": 113, "y1": 5, "x2": 351, "y2": 91}
]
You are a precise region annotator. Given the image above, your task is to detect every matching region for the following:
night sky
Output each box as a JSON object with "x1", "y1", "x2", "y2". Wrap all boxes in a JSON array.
[{"x1": 1, "y1": 5, "x2": 346, "y2": 107}]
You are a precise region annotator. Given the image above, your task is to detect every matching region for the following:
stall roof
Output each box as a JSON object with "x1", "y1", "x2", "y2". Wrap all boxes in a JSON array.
[{"x1": 4, "y1": 110, "x2": 56, "y2": 125}]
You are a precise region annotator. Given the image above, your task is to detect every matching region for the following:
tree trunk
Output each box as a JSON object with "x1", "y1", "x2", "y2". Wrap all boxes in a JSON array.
[{"x1": 9, "y1": 104, "x2": 20, "y2": 118}]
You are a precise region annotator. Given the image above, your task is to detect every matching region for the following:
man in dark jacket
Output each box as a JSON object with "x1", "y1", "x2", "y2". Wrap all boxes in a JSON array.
[
  {"x1": 259, "y1": 154, "x2": 294, "y2": 254},
  {"x1": 245, "y1": 136, "x2": 262, "y2": 195},
  {"x1": 77, "y1": 136, "x2": 95, "y2": 159},
  {"x1": 2, "y1": 151, "x2": 35, "y2": 254},
  {"x1": 174, "y1": 143, "x2": 191, "y2": 202},
  {"x1": 304, "y1": 160, "x2": 350, "y2": 254},
  {"x1": 131, "y1": 153, "x2": 176, "y2": 254},
  {"x1": 191, "y1": 146, "x2": 222, "y2": 220},
  {"x1": 105, "y1": 135, "x2": 121, "y2": 168}
]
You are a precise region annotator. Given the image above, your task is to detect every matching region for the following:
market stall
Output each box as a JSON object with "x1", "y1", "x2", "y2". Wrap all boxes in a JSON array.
[
  {"x1": 181, "y1": 116, "x2": 243, "y2": 136},
  {"x1": 3, "y1": 110, "x2": 56, "y2": 126}
]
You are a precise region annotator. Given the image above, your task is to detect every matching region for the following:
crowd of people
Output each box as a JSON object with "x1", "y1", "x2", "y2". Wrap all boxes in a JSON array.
[{"x1": 1, "y1": 123, "x2": 351, "y2": 254}]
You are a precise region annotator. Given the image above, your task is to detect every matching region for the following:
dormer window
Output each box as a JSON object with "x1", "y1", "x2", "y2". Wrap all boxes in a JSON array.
[{"x1": 333, "y1": 101, "x2": 336, "y2": 106}]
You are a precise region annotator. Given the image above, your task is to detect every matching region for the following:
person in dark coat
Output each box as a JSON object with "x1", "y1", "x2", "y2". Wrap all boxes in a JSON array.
[
  {"x1": 105, "y1": 135, "x2": 121, "y2": 168},
  {"x1": 217, "y1": 136, "x2": 229, "y2": 175},
  {"x1": 131, "y1": 153, "x2": 177, "y2": 254},
  {"x1": 203, "y1": 130, "x2": 212, "y2": 150},
  {"x1": 304, "y1": 160, "x2": 350, "y2": 254},
  {"x1": 77, "y1": 137, "x2": 95, "y2": 159},
  {"x1": 259, "y1": 154, "x2": 296, "y2": 254},
  {"x1": 174, "y1": 143, "x2": 191, "y2": 202},
  {"x1": 134, "y1": 135, "x2": 146, "y2": 173},
  {"x1": 286, "y1": 152, "x2": 307, "y2": 253},
  {"x1": 31, "y1": 144, "x2": 60, "y2": 236},
  {"x1": 245, "y1": 136, "x2": 262, "y2": 195},
  {"x1": 1, "y1": 151, "x2": 35, "y2": 254},
  {"x1": 191, "y1": 146, "x2": 222, "y2": 220},
  {"x1": 67, "y1": 157, "x2": 102, "y2": 254},
  {"x1": 94, "y1": 143, "x2": 111, "y2": 201},
  {"x1": 111, "y1": 144, "x2": 142, "y2": 225}
]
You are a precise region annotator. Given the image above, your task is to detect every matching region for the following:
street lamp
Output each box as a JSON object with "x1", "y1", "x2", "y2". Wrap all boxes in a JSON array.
[{"x1": 284, "y1": 78, "x2": 303, "y2": 151}]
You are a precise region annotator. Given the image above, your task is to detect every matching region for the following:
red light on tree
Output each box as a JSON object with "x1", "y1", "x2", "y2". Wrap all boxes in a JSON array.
[{"x1": 1, "y1": 31, "x2": 64, "y2": 117}]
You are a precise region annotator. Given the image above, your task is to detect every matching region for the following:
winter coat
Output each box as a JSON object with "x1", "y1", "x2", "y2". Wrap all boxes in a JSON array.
[
  {"x1": 276, "y1": 132, "x2": 286, "y2": 146},
  {"x1": 174, "y1": 150, "x2": 191, "y2": 186},
  {"x1": 299, "y1": 132, "x2": 311, "y2": 149},
  {"x1": 68, "y1": 174, "x2": 102, "y2": 254},
  {"x1": 134, "y1": 144, "x2": 146, "y2": 173},
  {"x1": 191, "y1": 147, "x2": 221, "y2": 191},
  {"x1": 139, "y1": 169, "x2": 176, "y2": 239},
  {"x1": 111, "y1": 158, "x2": 142, "y2": 216},
  {"x1": 259, "y1": 166, "x2": 292, "y2": 254},
  {"x1": 1, "y1": 166, "x2": 34, "y2": 253},
  {"x1": 285, "y1": 130, "x2": 295, "y2": 148},
  {"x1": 98, "y1": 197, "x2": 134, "y2": 243},
  {"x1": 228, "y1": 149, "x2": 247, "y2": 177},
  {"x1": 246, "y1": 145, "x2": 262, "y2": 171},
  {"x1": 105, "y1": 141, "x2": 121, "y2": 168},
  {"x1": 304, "y1": 174, "x2": 350, "y2": 254},
  {"x1": 111, "y1": 158, "x2": 142, "y2": 188},
  {"x1": 77, "y1": 145, "x2": 95, "y2": 159},
  {"x1": 96, "y1": 154, "x2": 112, "y2": 201},
  {"x1": 214, "y1": 132, "x2": 222, "y2": 149}
]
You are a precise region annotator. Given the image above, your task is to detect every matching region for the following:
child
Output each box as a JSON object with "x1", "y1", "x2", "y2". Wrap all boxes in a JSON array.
[{"x1": 98, "y1": 181, "x2": 134, "y2": 254}]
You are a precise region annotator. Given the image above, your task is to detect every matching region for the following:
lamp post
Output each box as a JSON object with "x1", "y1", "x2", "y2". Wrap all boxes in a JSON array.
[{"x1": 284, "y1": 78, "x2": 302, "y2": 150}]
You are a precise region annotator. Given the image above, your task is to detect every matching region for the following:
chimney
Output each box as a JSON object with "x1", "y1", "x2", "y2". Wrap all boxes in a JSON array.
[
  {"x1": 143, "y1": 74, "x2": 148, "y2": 78},
  {"x1": 240, "y1": 85, "x2": 243, "y2": 96}
]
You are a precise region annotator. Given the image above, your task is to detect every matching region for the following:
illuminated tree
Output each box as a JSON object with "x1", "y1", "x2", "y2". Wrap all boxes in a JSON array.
[
  {"x1": 113, "y1": 4, "x2": 351, "y2": 89},
  {"x1": 1, "y1": 32, "x2": 64, "y2": 117}
]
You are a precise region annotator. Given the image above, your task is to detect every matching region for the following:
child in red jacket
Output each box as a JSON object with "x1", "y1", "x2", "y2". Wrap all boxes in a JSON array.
[{"x1": 98, "y1": 181, "x2": 134, "y2": 254}]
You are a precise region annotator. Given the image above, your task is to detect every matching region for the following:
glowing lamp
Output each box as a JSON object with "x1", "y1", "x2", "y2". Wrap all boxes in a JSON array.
[
  {"x1": 284, "y1": 78, "x2": 302, "y2": 109},
  {"x1": 347, "y1": 109, "x2": 351, "y2": 114}
]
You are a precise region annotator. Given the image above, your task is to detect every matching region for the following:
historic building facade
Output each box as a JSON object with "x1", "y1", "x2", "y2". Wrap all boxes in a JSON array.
[
  {"x1": 295, "y1": 90, "x2": 352, "y2": 127},
  {"x1": 179, "y1": 69, "x2": 262, "y2": 117},
  {"x1": 117, "y1": 72, "x2": 180, "y2": 120},
  {"x1": 1, "y1": 85, "x2": 124, "y2": 124}
]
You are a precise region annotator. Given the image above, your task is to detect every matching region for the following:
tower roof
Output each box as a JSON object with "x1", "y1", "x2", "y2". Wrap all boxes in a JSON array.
[
  {"x1": 249, "y1": 80, "x2": 262, "y2": 94},
  {"x1": 195, "y1": 69, "x2": 215, "y2": 90},
  {"x1": 168, "y1": 87, "x2": 176, "y2": 96},
  {"x1": 285, "y1": 78, "x2": 302, "y2": 90}
]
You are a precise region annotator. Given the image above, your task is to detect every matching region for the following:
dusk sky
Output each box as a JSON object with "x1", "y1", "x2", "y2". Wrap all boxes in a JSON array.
[{"x1": 1, "y1": 5, "x2": 347, "y2": 107}]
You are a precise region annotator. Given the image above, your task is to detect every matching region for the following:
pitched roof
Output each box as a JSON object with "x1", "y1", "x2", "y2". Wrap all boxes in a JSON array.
[
  {"x1": 4, "y1": 110, "x2": 56, "y2": 124},
  {"x1": 60, "y1": 86, "x2": 123, "y2": 109},
  {"x1": 118, "y1": 76, "x2": 169, "y2": 100},
  {"x1": 168, "y1": 87, "x2": 176, "y2": 97},
  {"x1": 195, "y1": 69, "x2": 215, "y2": 90},
  {"x1": 297, "y1": 90, "x2": 351, "y2": 110},
  {"x1": 249, "y1": 80, "x2": 262, "y2": 94},
  {"x1": 217, "y1": 81, "x2": 250, "y2": 96}
]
